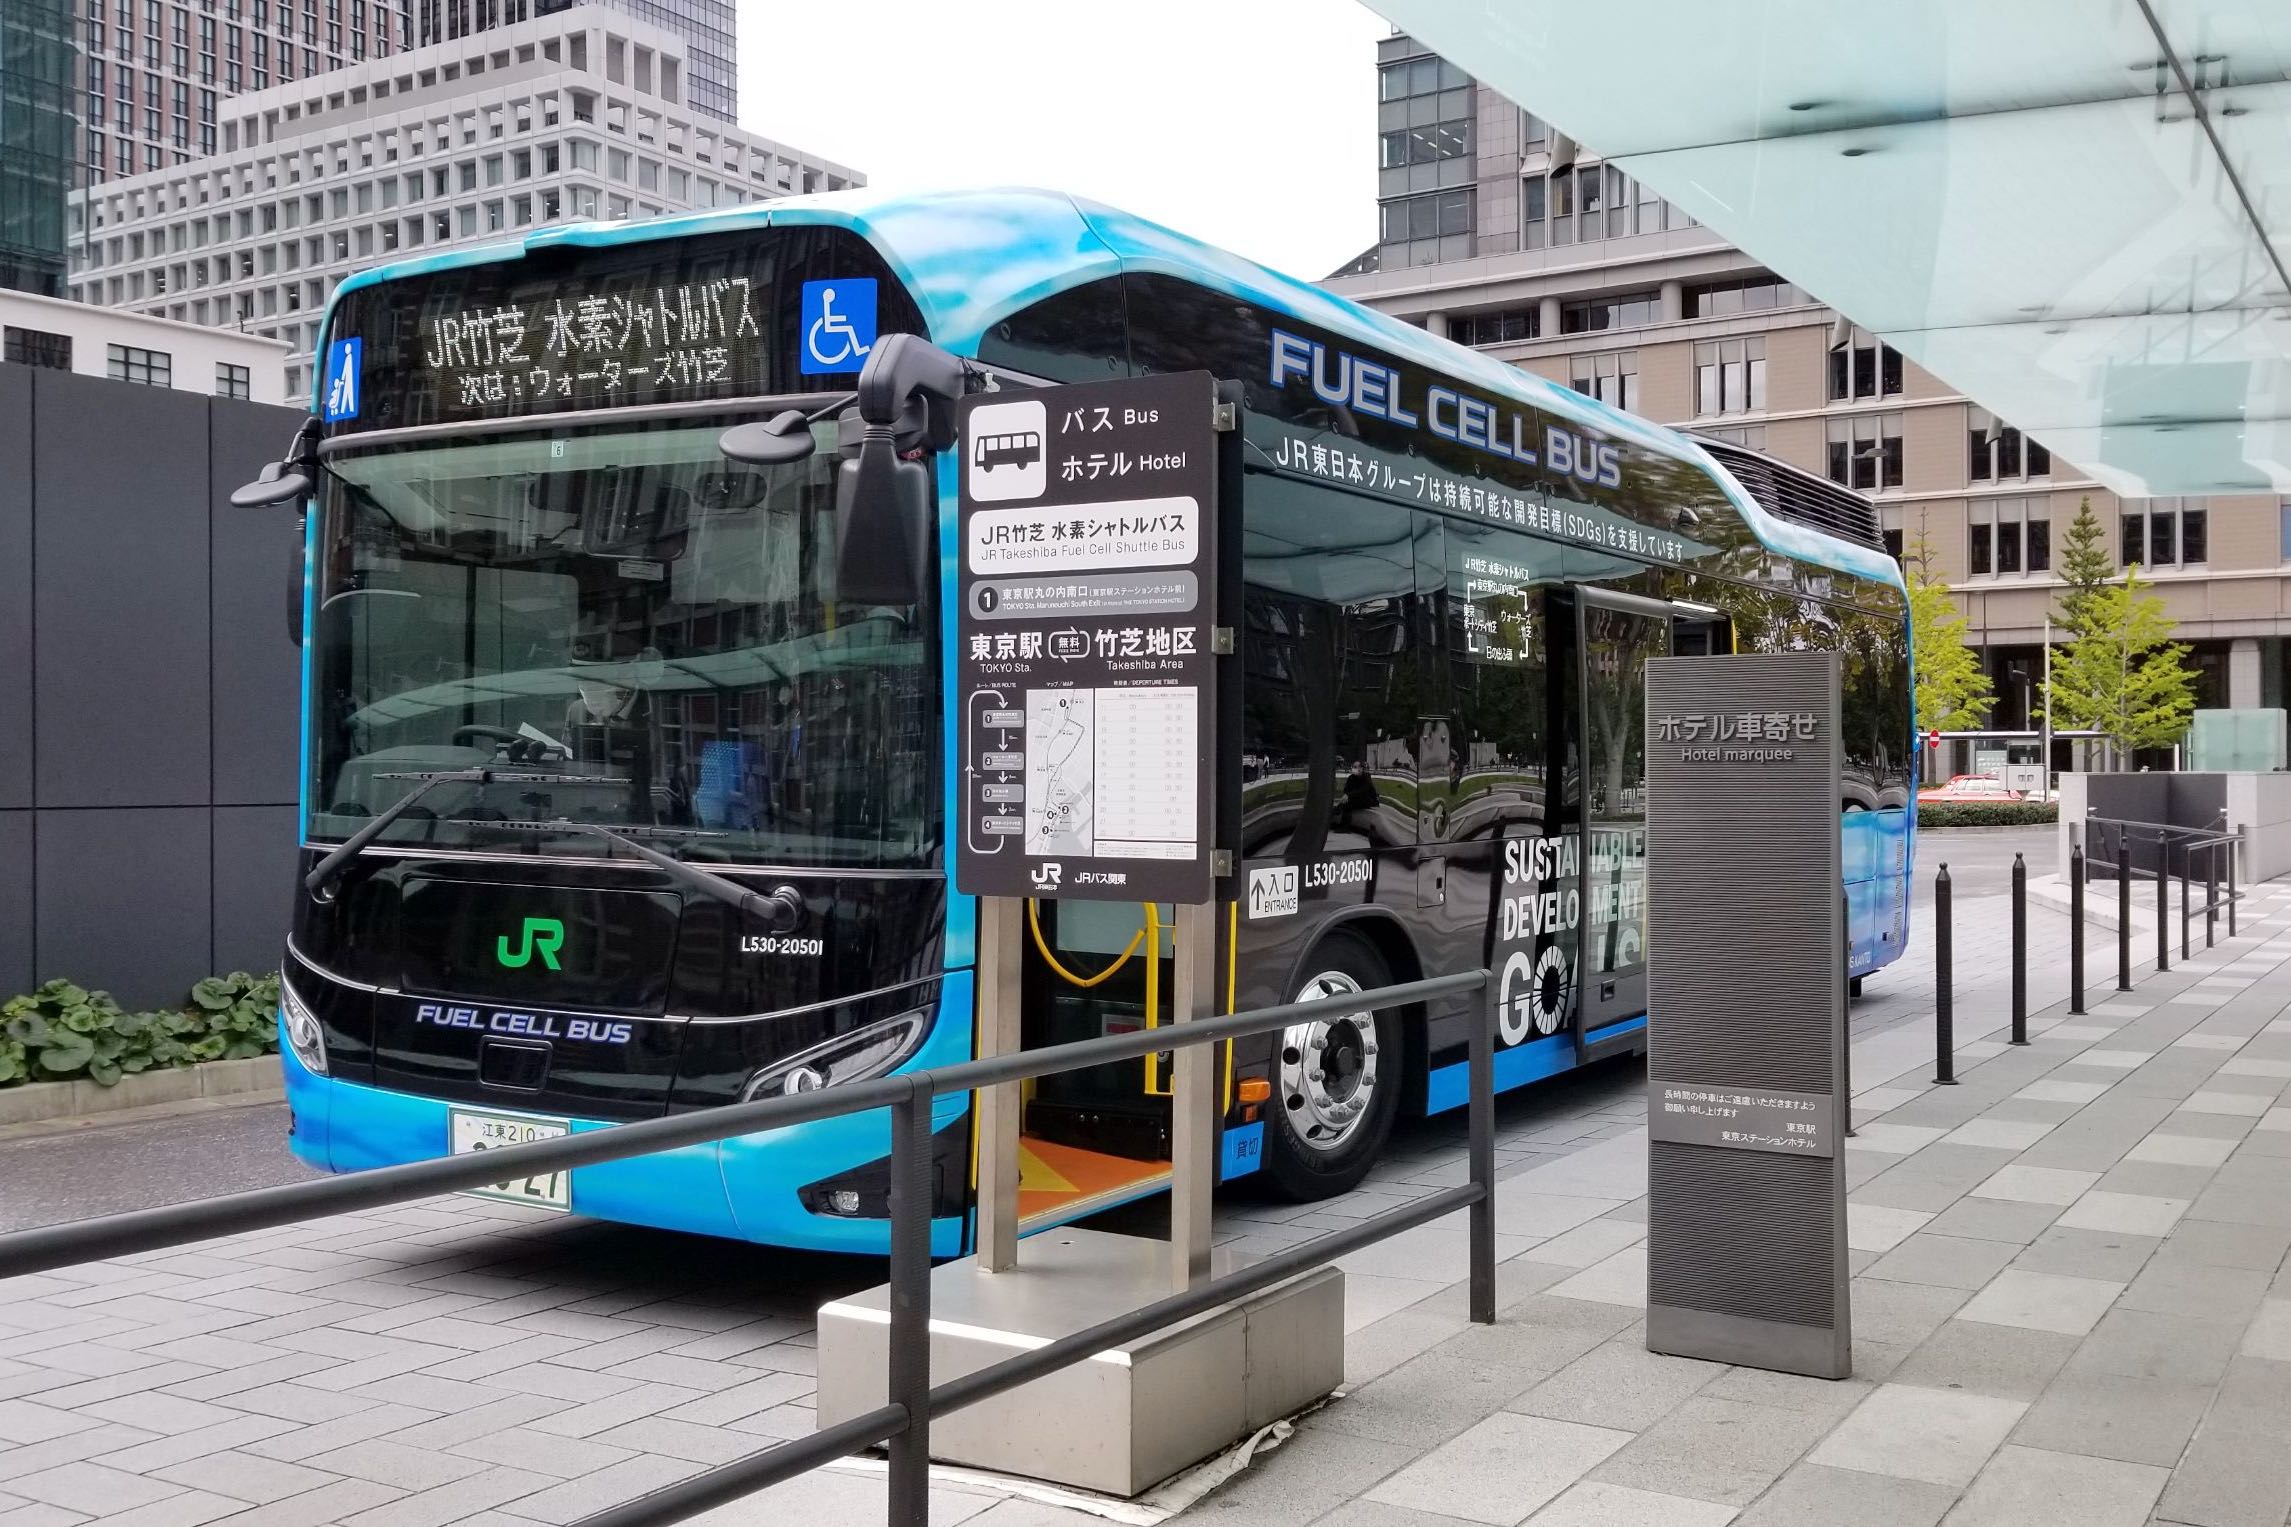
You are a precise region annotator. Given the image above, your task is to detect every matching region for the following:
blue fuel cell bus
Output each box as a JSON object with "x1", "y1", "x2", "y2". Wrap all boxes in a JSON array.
[{"x1": 260, "y1": 188, "x2": 1912, "y2": 1256}]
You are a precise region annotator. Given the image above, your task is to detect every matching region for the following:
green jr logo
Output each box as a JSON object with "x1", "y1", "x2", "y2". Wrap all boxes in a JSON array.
[{"x1": 497, "y1": 917, "x2": 565, "y2": 971}]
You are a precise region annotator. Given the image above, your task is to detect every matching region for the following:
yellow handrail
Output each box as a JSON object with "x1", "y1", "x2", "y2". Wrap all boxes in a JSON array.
[{"x1": 1024, "y1": 899, "x2": 1150, "y2": 987}]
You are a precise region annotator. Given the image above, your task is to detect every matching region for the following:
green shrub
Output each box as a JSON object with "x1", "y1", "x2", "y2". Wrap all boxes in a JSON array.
[
  {"x1": 0, "y1": 972, "x2": 280, "y2": 1089},
  {"x1": 1917, "y1": 801, "x2": 2060, "y2": 828}
]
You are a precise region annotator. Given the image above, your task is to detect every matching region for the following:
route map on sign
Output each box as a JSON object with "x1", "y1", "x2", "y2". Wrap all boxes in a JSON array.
[{"x1": 954, "y1": 373, "x2": 1223, "y2": 904}]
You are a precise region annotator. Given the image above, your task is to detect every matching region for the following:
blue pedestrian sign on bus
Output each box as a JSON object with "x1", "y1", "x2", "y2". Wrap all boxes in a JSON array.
[
  {"x1": 800, "y1": 279, "x2": 875, "y2": 374},
  {"x1": 321, "y1": 337, "x2": 362, "y2": 422}
]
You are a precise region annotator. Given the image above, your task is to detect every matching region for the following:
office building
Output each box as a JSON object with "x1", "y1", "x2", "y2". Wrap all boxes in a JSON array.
[
  {"x1": 1327, "y1": 33, "x2": 2290, "y2": 743},
  {"x1": 78, "y1": 0, "x2": 407, "y2": 190},
  {"x1": 3, "y1": 285, "x2": 289, "y2": 400},
  {"x1": 416, "y1": 0, "x2": 734, "y2": 122},
  {"x1": 1, "y1": 0, "x2": 79, "y2": 295},
  {"x1": 66, "y1": 7, "x2": 861, "y2": 401}
]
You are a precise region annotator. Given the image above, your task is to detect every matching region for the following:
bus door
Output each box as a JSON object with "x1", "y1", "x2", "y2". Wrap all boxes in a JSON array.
[
  {"x1": 1004, "y1": 898, "x2": 1186, "y2": 1231},
  {"x1": 1572, "y1": 588, "x2": 1672, "y2": 1058}
]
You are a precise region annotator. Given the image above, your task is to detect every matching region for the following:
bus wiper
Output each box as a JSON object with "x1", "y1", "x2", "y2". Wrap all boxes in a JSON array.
[
  {"x1": 305, "y1": 767, "x2": 496, "y2": 900},
  {"x1": 458, "y1": 818, "x2": 805, "y2": 932}
]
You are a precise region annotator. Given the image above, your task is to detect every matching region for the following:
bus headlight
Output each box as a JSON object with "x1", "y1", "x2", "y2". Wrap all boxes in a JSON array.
[
  {"x1": 281, "y1": 977, "x2": 328, "y2": 1077},
  {"x1": 741, "y1": 1010, "x2": 929, "y2": 1101}
]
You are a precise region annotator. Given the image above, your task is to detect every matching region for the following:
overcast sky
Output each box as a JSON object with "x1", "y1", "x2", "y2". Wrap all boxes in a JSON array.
[{"x1": 736, "y1": 0, "x2": 1390, "y2": 282}]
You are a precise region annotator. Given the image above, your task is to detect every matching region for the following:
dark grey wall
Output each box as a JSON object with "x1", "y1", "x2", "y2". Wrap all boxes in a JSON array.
[{"x1": 1, "y1": 366, "x2": 303, "y2": 1008}]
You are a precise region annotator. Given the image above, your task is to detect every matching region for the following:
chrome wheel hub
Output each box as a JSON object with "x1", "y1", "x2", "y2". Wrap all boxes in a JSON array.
[{"x1": 1279, "y1": 970, "x2": 1381, "y2": 1152}]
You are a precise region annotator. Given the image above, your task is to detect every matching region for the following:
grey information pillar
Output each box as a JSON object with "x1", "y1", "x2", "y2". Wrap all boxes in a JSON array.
[{"x1": 1643, "y1": 652, "x2": 1851, "y2": 1380}]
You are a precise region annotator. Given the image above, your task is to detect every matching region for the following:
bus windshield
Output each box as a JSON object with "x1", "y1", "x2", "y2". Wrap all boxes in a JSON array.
[{"x1": 307, "y1": 413, "x2": 938, "y2": 869}]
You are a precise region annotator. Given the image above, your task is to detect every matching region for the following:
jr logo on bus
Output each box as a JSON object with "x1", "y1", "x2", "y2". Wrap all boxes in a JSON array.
[{"x1": 497, "y1": 917, "x2": 565, "y2": 971}]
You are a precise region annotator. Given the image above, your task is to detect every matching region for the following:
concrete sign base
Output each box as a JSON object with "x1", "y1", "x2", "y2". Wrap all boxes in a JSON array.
[{"x1": 815, "y1": 1227, "x2": 1343, "y2": 1496}]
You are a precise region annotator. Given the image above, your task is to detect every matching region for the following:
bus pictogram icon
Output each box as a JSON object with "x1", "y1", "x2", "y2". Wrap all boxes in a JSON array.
[{"x1": 965, "y1": 399, "x2": 1048, "y2": 501}]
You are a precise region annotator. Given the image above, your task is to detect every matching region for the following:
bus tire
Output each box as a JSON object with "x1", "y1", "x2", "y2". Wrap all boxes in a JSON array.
[
  {"x1": 1264, "y1": 932, "x2": 1403, "y2": 1200},
  {"x1": 1849, "y1": 975, "x2": 1865, "y2": 1001}
]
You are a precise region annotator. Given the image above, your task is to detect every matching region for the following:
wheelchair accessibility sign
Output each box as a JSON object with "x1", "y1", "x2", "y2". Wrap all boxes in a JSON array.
[{"x1": 800, "y1": 278, "x2": 875, "y2": 374}]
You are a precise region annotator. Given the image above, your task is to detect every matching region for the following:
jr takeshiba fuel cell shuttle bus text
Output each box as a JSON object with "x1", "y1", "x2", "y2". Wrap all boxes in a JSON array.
[{"x1": 261, "y1": 188, "x2": 1912, "y2": 1254}]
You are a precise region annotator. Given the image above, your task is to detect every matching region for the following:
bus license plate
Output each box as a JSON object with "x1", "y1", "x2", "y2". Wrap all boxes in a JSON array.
[{"x1": 449, "y1": 1109, "x2": 571, "y2": 1211}]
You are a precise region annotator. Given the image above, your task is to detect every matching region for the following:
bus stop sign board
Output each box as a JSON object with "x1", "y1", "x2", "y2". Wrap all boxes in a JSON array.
[
  {"x1": 1643, "y1": 651, "x2": 1850, "y2": 1380},
  {"x1": 953, "y1": 371, "x2": 1222, "y2": 905}
]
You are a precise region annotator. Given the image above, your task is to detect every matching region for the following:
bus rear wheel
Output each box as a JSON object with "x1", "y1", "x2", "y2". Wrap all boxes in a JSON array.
[{"x1": 1264, "y1": 933, "x2": 1403, "y2": 1200}]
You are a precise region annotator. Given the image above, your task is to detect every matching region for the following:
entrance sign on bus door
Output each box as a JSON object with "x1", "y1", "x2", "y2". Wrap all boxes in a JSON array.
[{"x1": 954, "y1": 371, "x2": 1224, "y2": 905}]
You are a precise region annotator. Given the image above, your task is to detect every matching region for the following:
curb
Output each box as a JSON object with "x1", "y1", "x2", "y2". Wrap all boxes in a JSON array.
[
  {"x1": 0, "y1": 1056, "x2": 283, "y2": 1131},
  {"x1": 1917, "y1": 824, "x2": 2058, "y2": 836}
]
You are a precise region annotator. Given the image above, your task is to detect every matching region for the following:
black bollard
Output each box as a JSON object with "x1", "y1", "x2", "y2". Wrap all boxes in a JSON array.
[
  {"x1": 2205, "y1": 845, "x2": 2218, "y2": 948},
  {"x1": 2158, "y1": 837, "x2": 2171, "y2": 973},
  {"x1": 2118, "y1": 840, "x2": 2133, "y2": 992},
  {"x1": 2011, "y1": 853, "x2": 2029, "y2": 1044},
  {"x1": 2181, "y1": 857, "x2": 2192, "y2": 963},
  {"x1": 2068, "y1": 845, "x2": 2085, "y2": 1017},
  {"x1": 1935, "y1": 863, "x2": 1957, "y2": 1085},
  {"x1": 2229, "y1": 840, "x2": 2238, "y2": 938}
]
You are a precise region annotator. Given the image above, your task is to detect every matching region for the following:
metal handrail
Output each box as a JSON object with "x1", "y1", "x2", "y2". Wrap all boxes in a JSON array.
[{"x1": 0, "y1": 964, "x2": 1503, "y2": 1527}]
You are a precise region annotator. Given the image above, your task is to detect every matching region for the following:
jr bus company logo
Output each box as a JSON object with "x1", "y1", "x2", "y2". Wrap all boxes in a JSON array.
[
  {"x1": 321, "y1": 337, "x2": 362, "y2": 422},
  {"x1": 799, "y1": 278, "x2": 875, "y2": 375},
  {"x1": 496, "y1": 917, "x2": 565, "y2": 971}
]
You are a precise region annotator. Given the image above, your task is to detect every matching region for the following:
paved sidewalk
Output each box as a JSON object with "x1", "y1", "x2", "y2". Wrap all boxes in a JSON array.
[
  {"x1": 707, "y1": 880, "x2": 2291, "y2": 1526},
  {"x1": 1169, "y1": 881, "x2": 2291, "y2": 1527}
]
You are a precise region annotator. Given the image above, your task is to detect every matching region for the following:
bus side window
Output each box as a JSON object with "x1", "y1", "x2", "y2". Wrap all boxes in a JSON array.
[{"x1": 1239, "y1": 471, "x2": 1425, "y2": 862}]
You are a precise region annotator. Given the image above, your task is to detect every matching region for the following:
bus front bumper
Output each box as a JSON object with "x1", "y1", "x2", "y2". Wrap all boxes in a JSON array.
[{"x1": 278, "y1": 1007, "x2": 972, "y2": 1258}]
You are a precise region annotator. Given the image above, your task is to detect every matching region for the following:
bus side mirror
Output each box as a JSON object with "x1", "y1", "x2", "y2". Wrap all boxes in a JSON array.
[{"x1": 834, "y1": 425, "x2": 930, "y2": 606}]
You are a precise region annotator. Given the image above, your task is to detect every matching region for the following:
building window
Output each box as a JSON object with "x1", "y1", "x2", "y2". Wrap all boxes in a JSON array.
[
  {"x1": 3, "y1": 327, "x2": 73, "y2": 371},
  {"x1": 1569, "y1": 351, "x2": 1638, "y2": 413},
  {"x1": 1967, "y1": 498, "x2": 2050, "y2": 578},
  {"x1": 1880, "y1": 506, "x2": 1905, "y2": 564},
  {"x1": 1824, "y1": 413, "x2": 1903, "y2": 491},
  {"x1": 1697, "y1": 423, "x2": 1768, "y2": 453},
  {"x1": 106, "y1": 344, "x2": 171, "y2": 387},
  {"x1": 1693, "y1": 337, "x2": 1765, "y2": 416},
  {"x1": 1378, "y1": 188, "x2": 1474, "y2": 266},
  {"x1": 1560, "y1": 290, "x2": 1660, "y2": 334},
  {"x1": 1448, "y1": 307, "x2": 1537, "y2": 346},
  {"x1": 1827, "y1": 324, "x2": 1902, "y2": 401},
  {"x1": 215, "y1": 361, "x2": 251, "y2": 399},
  {"x1": 1377, "y1": 53, "x2": 1470, "y2": 102},
  {"x1": 1686, "y1": 276, "x2": 1803, "y2": 318},
  {"x1": 1379, "y1": 117, "x2": 1469, "y2": 168},
  {"x1": 1966, "y1": 406, "x2": 2051, "y2": 482},
  {"x1": 2121, "y1": 500, "x2": 2207, "y2": 569}
]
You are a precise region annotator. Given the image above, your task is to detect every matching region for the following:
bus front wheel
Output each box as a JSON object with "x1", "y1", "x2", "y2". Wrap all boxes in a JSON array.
[{"x1": 1265, "y1": 933, "x2": 1403, "y2": 1200}]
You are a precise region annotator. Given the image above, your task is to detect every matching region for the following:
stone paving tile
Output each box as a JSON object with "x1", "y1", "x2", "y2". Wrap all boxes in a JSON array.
[
  {"x1": 1943, "y1": 1444, "x2": 2166, "y2": 1527},
  {"x1": 1863, "y1": 1233, "x2": 2019, "y2": 1292},
  {"x1": 149, "y1": 1451, "x2": 336, "y2": 1506},
  {"x1": 2155, "y1": 1355, "x2": 2291, "y2": 1527},
  {"x1": 2070, "y1": 1308, "x2": 2245, "y2": 1385},
  {"x1": 2055, "y1": 1189, "x2": 2190, "y2": 1236},
  {"x1": 1366, "y1": 1412, "x2": 1632, "y2": 1525},
  {"x1": 1958, "y1": 1270, "x2": 2126, "y2": 1336},
  {"x1": 1807, "y1": 1383, "x2": 2026, "y2": 1488},
  {"x1": 1520, "y1": 1480, "x2": 1737, "y2": 1526},
  {"x1": 1586, "y1": 1396, "x2": 1829, "y2": 1507},
  {"x1": 1507, "y1": 1338, "x2": 1724, "y2": 1433},
  {"x1": 1728, "y1": 1463, "x2": 1953, "y2": 1527},
  {"x1": 1886, "y1": 1320, "x2": 2078, "y2": 1403},
  {"x1": 1969, "y1": 1163, "x2": 2102, "y2": 1205}
]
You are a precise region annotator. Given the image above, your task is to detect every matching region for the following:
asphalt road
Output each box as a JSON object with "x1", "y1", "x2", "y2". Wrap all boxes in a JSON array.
[{"x1": 2, "y1": 827, "x2": 2052, "y2": 1236}]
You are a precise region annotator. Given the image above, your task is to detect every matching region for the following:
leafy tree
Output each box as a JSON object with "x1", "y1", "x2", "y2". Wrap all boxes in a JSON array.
[
  {"x1": 2048, "y1": 561, "x2": 2197, "y2": 754},
  {"x1": 1905, "y1": 533, "x2": 1993, "y2": 732},
  {"x1": 2052, "y1": 495, "x2": 2113, "y2": 638}
]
